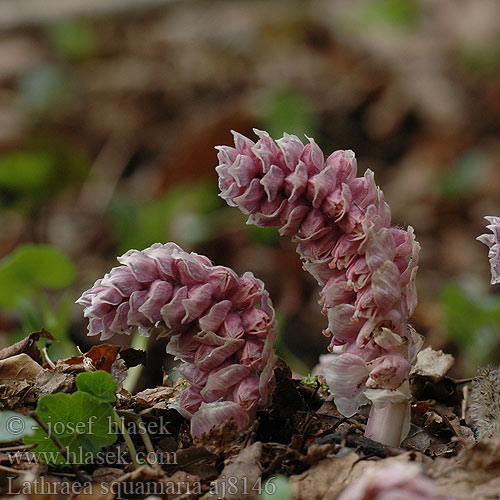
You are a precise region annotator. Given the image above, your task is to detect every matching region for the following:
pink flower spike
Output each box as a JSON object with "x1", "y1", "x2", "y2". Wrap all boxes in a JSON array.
[
  {"x1": 77, "y1": 243, "x2": 278, "y2": 438},
  {"x1": 477, "y1": 216, "x2": 500, "y2": 284},
  {"x1": 215, "y1": 129, "x2": 422, "y2": 445}
]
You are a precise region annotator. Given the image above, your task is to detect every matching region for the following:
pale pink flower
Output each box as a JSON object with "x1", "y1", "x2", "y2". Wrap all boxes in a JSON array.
[
  {"x1": 216, "y1": 130, "x2": 420, "y2": 423},
  {"x1": 77, "y1": 243, "x2": 277, "y2": 437},
  {"x1": 477, "y1": 216, "x2": 500, "y2": 285}
]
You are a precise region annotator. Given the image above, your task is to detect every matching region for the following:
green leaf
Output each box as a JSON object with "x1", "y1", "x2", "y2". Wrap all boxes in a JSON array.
[
  {"x1": 261, "y1": 88, "x2": 317, "y2": 140},
  {"x1": 0, "y1": 411, "x2": 36, "y2": 443},
  {"x1": 355, "y1": 0, "x2": 420, "y2": 29},
  {"x1": 0, "y1": 244, "x2": 75, "y2": 308},
  {"x1": 23, "y1": 392, "x2": 116, "y2": 465},
  {"x1": 440, "y1": 150, "x2": 489, "y2": 200},
  {"x1": 76, "y1": 371, "x2": 117, "y2": 403},
  {"x1": 109, "y1": 182, "x2": 219, "y2": 253},
  {"x1": 47, "y1": 20, "x2": 97, "y2": 60},
  {"x1": 0, "y1": 152, "x2": 54, "y2": 192},
  {"x1": 441, "y1": 280, "x2": 500, "y2": 374}
]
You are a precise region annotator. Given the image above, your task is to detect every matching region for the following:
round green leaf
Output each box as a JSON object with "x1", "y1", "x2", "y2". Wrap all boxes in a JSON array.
[
  {"x1": 0, "y1": 244, "x2": 75, "y2": 308},
  {"x1": 76, "y1": 370, "x2": 117, "y2": 403},
  {"x1": 23, "y1": 392, "x2": 116, "y2": 466}
]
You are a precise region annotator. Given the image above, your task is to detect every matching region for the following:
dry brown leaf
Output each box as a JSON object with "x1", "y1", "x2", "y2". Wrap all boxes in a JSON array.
[
  {"x1": 430, "y1": 438, "x2": 500, "y2": 500},
  {"x1": 0, "y1": 329, "x2": 56, "y2": 363},
  {"x1": 35, "y1": 367, "x2": 76, "y2": 395},
  {"x1": 290, "y1": 453, "x2": 360, "y2": 500},
  {"x1": 135, "y1": 386, "x2": 181, "y2": 407},
  {"x1": 164, "y1": 447, "x2": 218, "y2": 480},
  {"x1": 290, "y1": 451, "x2": 432, "y2": 500},
  {"x1": 0, "y1": 353, "x2": 43, "y2": 380},
  {"x1": 63, "y1": 344, "x2": 122, "y2": 371},
  {"x1": 193, "y1": 418, "x2": 241, "y2": 455},
  {"x1": 201, "y1": 442, "x2": 263, "y2": 500}
]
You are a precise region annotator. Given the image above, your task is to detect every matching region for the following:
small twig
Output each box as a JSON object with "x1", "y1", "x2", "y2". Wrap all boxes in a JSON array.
[
  {"x1": 298, "y1": 414, "x2": 315, "y2": 454},
  {"x1": 41, "y1": 347, "x2": 56, "y2": 369},
  {"x1": 454, "y1": 378, "x2": 474, "y2": 385},
  {"x1": 307, "y1": 379, "x2": 321, "y2": 406},
  {"x1": 0, "y1": 464, "x2": 30, "y2": 475},
  {"x1": 0, "y1": 443, "x2": 37, "y2": 453},
  {"x1": 330, "y1": 416, "x2": 348, "y2": 433},
  {"x1": 29, "y1": 411, "x2": 87, "y2": 484},
  {"x1": 313, "y1": 430, "x2": 388, "y2": 458}
]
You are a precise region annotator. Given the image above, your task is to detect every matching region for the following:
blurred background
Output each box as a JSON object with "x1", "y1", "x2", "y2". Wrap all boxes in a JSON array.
[{"x1": 0, "y1": 0, "x2": 499, "y2": 384}]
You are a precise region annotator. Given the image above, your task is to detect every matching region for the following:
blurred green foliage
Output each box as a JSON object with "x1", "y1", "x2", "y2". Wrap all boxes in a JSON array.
[
  {"x1": 19, "y1": 64, "x2": 70, "y2": 113},
  {"x1": 441, "y1": 280, "x2": 500, "y2": 375},
  {"x1": 0, "y1": 143, "x2": 89, "y2": 212},
  {"x1": 273, "y1": 311, "x2": 310, "y2": 375},
  {"x1": 261, "y1": 88, "x2": 318, "y2": 140},
  {"x1": 346, "y1": 0, "x2": 420, "y2": 30},
  {"x1": 109, "y1": 182, "x2": 220, "y2": 253},
  {"x1": 454, "y1": 43, "x2": 500, "y2": 75},
  {"x1": 0, "y1": 152, "x2": 53, "y2": 192},
  {"x1": 0, "y1": 245, "x2": 76, "y2": 359},
  {"x1": 247, "y1": 225, "x2": 279, "y2": 246},
  {"x1": 46, "y1": 20, "x2": 98, "y2": 61},
  {"x1": 440, "y1": 150, "x2": 490, "y2": 200},
  {"x1": 0, "y1": 245, "x2": 75, "y2": 308}
]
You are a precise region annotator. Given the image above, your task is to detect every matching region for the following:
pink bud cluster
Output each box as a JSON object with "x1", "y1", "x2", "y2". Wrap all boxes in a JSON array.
[
  {"x1": 216, "y1": 130, "x2": 420, "y2": 418},
  {"x1": 477, "y1": 216, "x2": 500, "y2": 285},
  {"x1": 338, "y1": 463, "x2": 447, "y2": 500},
  {"x1": 77, "y1": 243, "x2": 277, "y2": 437}
]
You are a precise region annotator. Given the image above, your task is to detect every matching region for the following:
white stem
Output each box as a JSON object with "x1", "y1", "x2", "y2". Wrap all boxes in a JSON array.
[{"x1": 364, "y1": 400, "x2": 409, "y2": 447}]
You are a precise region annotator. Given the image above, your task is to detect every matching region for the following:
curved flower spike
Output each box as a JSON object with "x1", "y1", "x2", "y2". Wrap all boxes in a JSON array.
[
  {"x1": 216, "y1": 129, "x2": 421, "y2": 446},
  {"x1": 477, "y1": 216, "x2": 500, "y2": 285},
  {"x1": 77, "y1": 243, "x2": 278, "y2": 438}
]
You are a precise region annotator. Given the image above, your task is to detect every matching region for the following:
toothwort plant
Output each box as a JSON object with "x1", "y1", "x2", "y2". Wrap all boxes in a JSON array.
[
  {"x1": 477, "y1": 216, "x2": 500, "y2": 285},
  {"x1": 77, "y1": 243, "x2": 277, "y2": 438},
  {"x1": 216, "y1": 130, "x2": 421, "y2": 446}
]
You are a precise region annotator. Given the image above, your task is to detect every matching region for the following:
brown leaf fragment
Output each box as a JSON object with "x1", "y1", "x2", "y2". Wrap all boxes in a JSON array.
[
  {"x1": 165, "y1": 470, "x2": 202, "y2": 500},
  {"x1": 74, "y1": 483, "x2": 115, "y2": 500},
  {"x1": 163, "y1": 446, "x2": 218, "y2": 480},
  {"x1": 270, "y1": 358, "x2": 305, "y2": 420},
  {"x1": 0, "y1": 329, "x2": 56, "y2": 363},
  {"x1": 0, "y1": 353, "x2": 43, "y2": 380},
  {"x1": 63, "y1": 344, "x2": 122, "y2": 372},
  {"x1": 291, "y1": 452, "x2": 430, "y2": 500},
  {"x1": 290, "y1": 453, "x2": 360, "y2": 500},
  {"x1": 430, "y1": 438, "x2": 500, "y2": 500},
  {"x1": 135, "y1": 386, "x2": 181, "y2": 408},
  {"x1": 0, "y1": 380, "x2": 38, "y2": 411},
  {"x1": 193, "y1": 418, "x2": 241, "y2": 455},
  {"x1": 114, "y1": 464, "x2": 169, "y2": 499},
  {"x1": 35, "y1": 366, "x2": 77, "y2": 395},
  {"x1": 201, "y1": 442, "x2": 263, "y2": 500},
  {"x1": 118, "y1": 347, "x2": 147, "y2": 368},
  {"x1": 92, "y1": 466, "x2": 124, "y2": 484}
]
